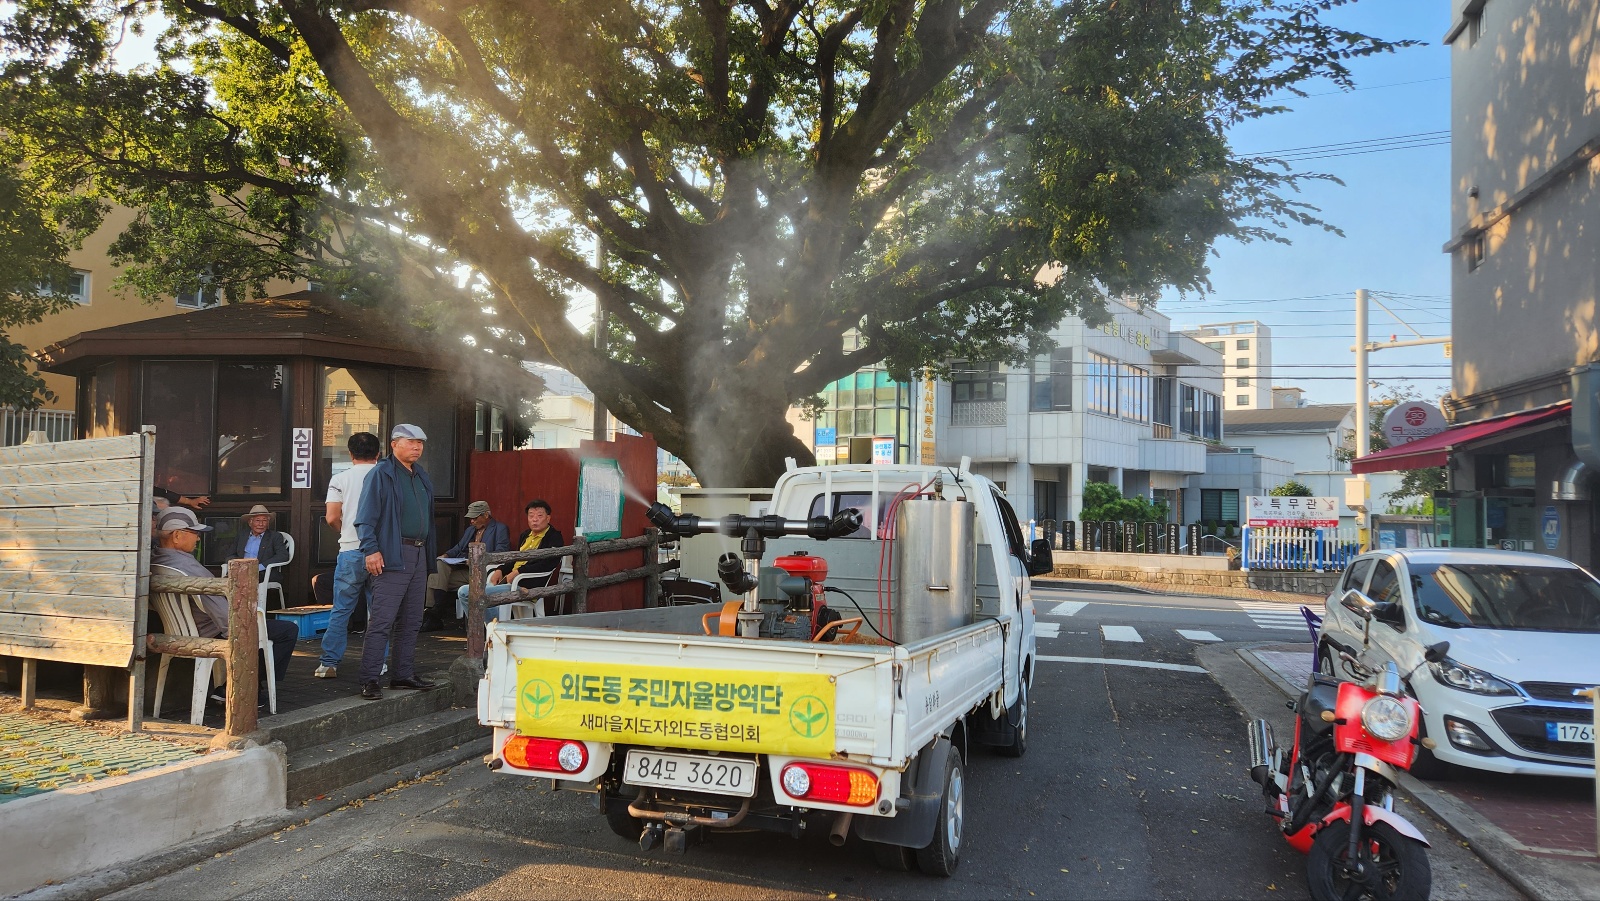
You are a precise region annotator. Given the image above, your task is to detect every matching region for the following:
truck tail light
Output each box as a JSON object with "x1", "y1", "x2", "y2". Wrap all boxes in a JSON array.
[
  {"x1": 780, "y1": 762, "x2": 878, "y2": 806},
  {"x1": 503, "y1": 735, "x2": 588, "y2": 774}
]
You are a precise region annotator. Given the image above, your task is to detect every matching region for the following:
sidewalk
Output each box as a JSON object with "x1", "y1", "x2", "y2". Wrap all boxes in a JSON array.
[
  {"x1": 1037, "y1": 575, "x2": 1324, "y2": 606},
  {"x1": 1207, "y1": 640, "x2": 1600, "y2": 901}
]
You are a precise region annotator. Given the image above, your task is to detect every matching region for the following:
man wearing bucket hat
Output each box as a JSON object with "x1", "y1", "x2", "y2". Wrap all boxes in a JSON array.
[
  {"x1": 353, "y1": 424, "x2": 442, "y2": 700},
  {"x1": 423, "y1": 500, "x2": 510, "y2": 631},
  {"x1": 230, "y1": 504, "x2": 290, "y2": 578}
]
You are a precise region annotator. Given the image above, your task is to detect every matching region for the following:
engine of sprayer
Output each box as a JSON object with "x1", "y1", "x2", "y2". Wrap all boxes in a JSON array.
[{"x1": 762, "y1": 552, "x2": 840, "y2": 641}]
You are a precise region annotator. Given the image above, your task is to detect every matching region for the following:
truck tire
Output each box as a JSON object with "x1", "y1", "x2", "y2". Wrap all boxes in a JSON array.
[
  {"x1": 604, "y1": 787, "x2": 643, "y2": 840},
  {"x1": 997, "y1": 678, "x2": 1028, "y2": 758},
  {"x1": 915, "y1": 749, "x2": 965, "y2": 876}
]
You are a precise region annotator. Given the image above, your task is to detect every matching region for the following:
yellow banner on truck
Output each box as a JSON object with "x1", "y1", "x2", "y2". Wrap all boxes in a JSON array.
[{"x1": 514, "y1": 658, "x2": 837, "y2": 758}]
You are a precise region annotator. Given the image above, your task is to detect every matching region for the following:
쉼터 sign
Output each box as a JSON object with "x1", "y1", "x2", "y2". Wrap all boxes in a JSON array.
[
  {"x1": 1247, "y1": 495, "x2": 1340, "y2": 528},
  {"x1": 514, "y1": 658, "x2": 837, "y2": 758}
]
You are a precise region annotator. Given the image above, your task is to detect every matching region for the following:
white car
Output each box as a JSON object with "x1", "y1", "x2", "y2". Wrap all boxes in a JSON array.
[{"x1": 1318, "y1": 548, "x2": 1600, "y2": 779}]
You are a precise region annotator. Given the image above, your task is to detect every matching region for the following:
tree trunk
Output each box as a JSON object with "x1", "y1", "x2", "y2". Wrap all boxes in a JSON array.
[{"x1": 679, "y1": 391, "x2": 817, "y2": 488}]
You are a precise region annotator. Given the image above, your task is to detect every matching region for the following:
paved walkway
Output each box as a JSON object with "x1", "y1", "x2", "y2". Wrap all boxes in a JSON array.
[{"x1": 1237, "y1": 641, "x2": 1599, "y2": 901}]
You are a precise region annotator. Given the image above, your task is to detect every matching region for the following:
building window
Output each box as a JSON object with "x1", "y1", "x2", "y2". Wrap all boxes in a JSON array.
[
  {"x1": 1087, "y1": 352, "x2": 1117, "y2": 417},
  {"x1": 214, "y1": 363, "x2": 286, "y2": 496},
  {"x1": 953, "y1": 361, "x2": 1006, "y2": 404},
  {"x1": 142, "y1": 360, "x2": 286, "y2": 499},
  {"x1": 474, "y1": 401, "x2": 516, "y2": 451},
  {"x1": 1205, "y1": 341, "x2": 1223, "y2": 352},
  {"x1": 1467, "y1": 1, "x2": 1486, "y2": 45},
  {"x1": 1120, "y1": 364, "x2": 1149, "y2": 422},
  {"x1": 1236, "y1": 377, "x2": 1250, "y2": 387},
  {"x1": 1234, "y1": 358, "x2": 1248, "y2": 369},
  {"x1": 176, "y1": 286, "x2": 220, "y2": 309},
  {"x1": 1200, "y1": 488, "x2": 1240, "y2": 526},
  {"x1": 1466, "y1": 233, "x2": 1485, "y2": 272},
  {"x1": 1237, "y1": 394, "x2": 1249, "y2": 406},
  {"x1": 1236, "y1": 338, "x2": 1250, "y2": 350},
  {"x1": 42, "y1": 270, "x2": 90, "y2": 304},
  {"x1": 1152, "y1": 376, "x2": 1174, "y2": 427},
  {"x1": 1030, "y1": 349, "x2": 1072, "y2": 412},
  {"x1": 1204, "y1": 392, "x2": 1222, "y2": 439},
  {"x1": 1180, "y1": 384, "x2": 1200, "y2": 436}
]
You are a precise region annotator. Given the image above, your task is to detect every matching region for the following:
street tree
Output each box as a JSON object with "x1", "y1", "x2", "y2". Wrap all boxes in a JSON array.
[
  {"x1": 1269, "y1": 479, "x2": 1313, "y2": 497},
  {"x1": 2, "y1": 0, "x2": 1409, "y2": 484}
]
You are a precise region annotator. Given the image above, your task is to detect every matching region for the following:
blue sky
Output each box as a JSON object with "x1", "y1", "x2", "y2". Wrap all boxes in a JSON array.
[{"x1": 1163, "y1": 0, "x2": 1454, "y2": 407}]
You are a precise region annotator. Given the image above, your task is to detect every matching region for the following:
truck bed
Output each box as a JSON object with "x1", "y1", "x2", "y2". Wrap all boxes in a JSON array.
[{"x1": 479, "y1": 604, "x2": 1009, "y2": 768}]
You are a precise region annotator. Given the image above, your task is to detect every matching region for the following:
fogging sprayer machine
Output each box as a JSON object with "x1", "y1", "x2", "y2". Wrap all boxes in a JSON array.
[{"x1": 646, "y1": 503, "x2": 862, "y2": 638}]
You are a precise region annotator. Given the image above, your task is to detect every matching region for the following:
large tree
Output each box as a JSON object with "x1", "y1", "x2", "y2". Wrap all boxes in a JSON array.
[{"x1": 2, "y1": 0, "x2": 1405, "y2": 485}]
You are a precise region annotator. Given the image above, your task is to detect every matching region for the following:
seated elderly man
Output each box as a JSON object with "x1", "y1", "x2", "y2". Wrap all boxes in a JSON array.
[
  {"x1": 423, "y1": 500, "x2": 510, "y2": 631},
  {"x1": 455, "y1": 499, "x2": 565, "y2": 622},
  {"x1": 152, "y1": 507, "x2": 296, "y2": 701},
  {"x1": 232, "y1": 504, "x2": 291, "y2": 580}
]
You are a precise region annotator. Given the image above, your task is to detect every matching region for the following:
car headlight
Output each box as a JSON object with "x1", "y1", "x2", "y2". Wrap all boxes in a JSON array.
[
  {"x1": 1360, "y1": 696, "x2": 1414, "y2": 743},
  {"x1": 1428, "y1": 657, "x2": 1518, "y2": 696}
]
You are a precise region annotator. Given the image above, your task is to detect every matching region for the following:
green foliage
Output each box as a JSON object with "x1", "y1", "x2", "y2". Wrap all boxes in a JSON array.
[
  {"x1": 0, "y1": 152, "x2": 83, "y2": 407},
  {"x1": 1, "y1": 0, "x2": 1411, "y2": 482},
  {"x1": 1080, "y1": 481, "x2": 1169, "y2": 524},
  {"x1": 1270, "y1": 479, "x2": 1313, "y2": 497}
]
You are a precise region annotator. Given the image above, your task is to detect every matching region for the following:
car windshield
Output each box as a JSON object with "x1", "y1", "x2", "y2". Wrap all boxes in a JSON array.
[{"x1": 1410, "y1": 563, "x2": 1600, "y2": 633}]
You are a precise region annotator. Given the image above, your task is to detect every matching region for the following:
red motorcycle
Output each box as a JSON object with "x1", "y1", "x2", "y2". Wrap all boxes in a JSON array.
[{"x1": 1249, "y1": 590, "x2": 1449, "y2": 900}]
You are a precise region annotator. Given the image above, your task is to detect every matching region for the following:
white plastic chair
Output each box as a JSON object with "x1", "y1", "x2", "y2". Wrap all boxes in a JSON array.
[
  {"x1": 151, "y1": 563, "x2": 277, "y2": 720},
  {"x1": 222, "y1": 532, "x2": 295, "y2": 611},
  {"x1": 508, "y1": 558, "x2": 572, "y2": 619}
]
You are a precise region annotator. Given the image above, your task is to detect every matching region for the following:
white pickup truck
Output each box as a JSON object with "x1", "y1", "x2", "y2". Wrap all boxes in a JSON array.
[{"x1": 476, "y1": 462, "x2": 1051, "y2": 874}]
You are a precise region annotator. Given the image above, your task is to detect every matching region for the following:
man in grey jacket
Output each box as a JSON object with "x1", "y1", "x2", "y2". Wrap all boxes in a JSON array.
[{"x1": 353, "y1": 424, "x2": 441, "y2": 701}]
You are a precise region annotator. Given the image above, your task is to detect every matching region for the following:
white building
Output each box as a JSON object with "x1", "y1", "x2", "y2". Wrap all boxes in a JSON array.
[
  {"x1": 1220, "y1": 404, "x2": 1406, "y2": 524},
  {"x1": 1182, "y1": 321, "x2": 1273, "y2": 410},
  {"x1": 521, "y1": 362, "x2": 627, "y2": 449},
  {"x1": 930, "y1": 299, "x2": 1226, "y2": 526}
]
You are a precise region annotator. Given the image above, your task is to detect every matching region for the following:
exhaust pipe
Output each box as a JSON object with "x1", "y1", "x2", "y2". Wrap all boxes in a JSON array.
[
  {"x1": 1248, "y1": 719, "x2": 1274, "y2": 786},
  {"x1": 829, "y1": 812, "x2": 853, "y2": 847}
]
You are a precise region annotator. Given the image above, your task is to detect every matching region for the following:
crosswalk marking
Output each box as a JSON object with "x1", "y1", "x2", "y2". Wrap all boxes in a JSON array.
[
  {"x1": 1049, "y1": 601, "x2": 1087, "y2": 617},
  {"x1": 1035, "y1": 622, "x2": 1061, "y2": 639},
  {"x1": 1176, "y1": 630, "x2": 1221, "y2": 642},
  {"x1": 1101, "y1": 625, "x2": 1143, "y2": 643},
  {"x1": 1236, "y1": 601, "x2": 1313, "y2": 632}
]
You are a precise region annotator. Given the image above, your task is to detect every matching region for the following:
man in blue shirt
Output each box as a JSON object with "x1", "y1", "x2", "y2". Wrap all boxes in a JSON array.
[{"x1": 353, "y1": 424, "x2": 441, "y2": 701}]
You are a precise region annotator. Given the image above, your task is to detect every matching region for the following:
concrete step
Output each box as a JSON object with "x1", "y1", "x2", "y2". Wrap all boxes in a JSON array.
[
  {"x1": 258, "y1": 671, "x2": 456, "y2": 755},
  {"x1": 285, "y1": 706, "x2": 488, "y2": 803}
]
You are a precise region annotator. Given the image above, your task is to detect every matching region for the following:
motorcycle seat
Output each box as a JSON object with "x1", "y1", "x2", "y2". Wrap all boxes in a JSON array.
[{"x1": 1299, "y1": 674, "x2": 1341, "y2": 728}]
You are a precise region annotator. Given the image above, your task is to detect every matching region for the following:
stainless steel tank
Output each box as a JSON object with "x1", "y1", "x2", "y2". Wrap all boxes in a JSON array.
[{"x1": 892, "y1": 499, "x2": 977, "y2": 643}]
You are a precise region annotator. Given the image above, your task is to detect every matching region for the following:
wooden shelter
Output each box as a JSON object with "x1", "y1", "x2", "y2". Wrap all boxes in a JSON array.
[{"x1": 36, "y1": 292, "x2": 543, "y2": 602}]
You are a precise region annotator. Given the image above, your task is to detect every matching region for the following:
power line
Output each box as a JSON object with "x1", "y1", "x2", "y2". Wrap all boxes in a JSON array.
[
  {"x1": 1291, "y1": 76, "x2": 1449, "y2": 99},
  {"x1": 1242, "y1": 130, "x2": 1449, "y2": 158}
]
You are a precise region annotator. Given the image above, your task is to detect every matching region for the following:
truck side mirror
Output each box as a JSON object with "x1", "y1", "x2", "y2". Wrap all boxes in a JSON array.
[{"x1": 1026, "y1": 538, "x2": 1054, "y2": 577}]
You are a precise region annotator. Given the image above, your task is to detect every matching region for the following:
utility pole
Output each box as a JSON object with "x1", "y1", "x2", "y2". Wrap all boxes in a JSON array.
[{"x1": 1349, "y1": 288, "x2": 1452, "y2": 552}]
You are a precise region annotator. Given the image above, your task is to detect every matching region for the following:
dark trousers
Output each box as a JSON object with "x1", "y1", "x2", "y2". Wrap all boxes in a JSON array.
[
  {"x1": 362, "y1": 543, "x2": 427, "y2": 683},
  {"x1": 263, "y1": 620, "x2": 298, "y2": 684}
]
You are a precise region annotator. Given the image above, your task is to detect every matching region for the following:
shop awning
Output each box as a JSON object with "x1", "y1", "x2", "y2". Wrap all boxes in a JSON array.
[{"x1": 1351, "y1": 403, "x2": 1571, "y2": 474}]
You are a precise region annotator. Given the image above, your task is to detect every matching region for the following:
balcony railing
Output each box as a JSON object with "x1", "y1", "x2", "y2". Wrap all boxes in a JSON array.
[{"x1": 1, "y1": 407, "x2": 76, "y2": 446}]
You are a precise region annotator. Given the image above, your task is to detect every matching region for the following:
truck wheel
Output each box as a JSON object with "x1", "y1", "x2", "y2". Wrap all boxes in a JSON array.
[
  {"x1": 870, "y1": 840, "x2": 916, "y2": 872},
  {"x1": 915, "y1": 750, "x2": 965, "y2": 876},
  {"x1": 604, "y1": 788, "x2": 643, "y2": 840},
  {"x1": 997, "y1": 678, "x2": 1028, "y2": 758}
]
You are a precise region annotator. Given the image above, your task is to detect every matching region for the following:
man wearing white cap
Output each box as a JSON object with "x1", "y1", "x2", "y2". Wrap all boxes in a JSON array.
[{"x1": 352, "y1": 424, "x2": 442, "y2": 700}]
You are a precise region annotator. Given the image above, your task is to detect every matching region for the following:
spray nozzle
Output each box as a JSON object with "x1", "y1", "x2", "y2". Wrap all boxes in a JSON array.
[
  {"x1": 716, "y1": 552, "x2": 758, "y2": 595},
  {"x1": 646, "y1": 502, "x2": 860, "y2": 541}
]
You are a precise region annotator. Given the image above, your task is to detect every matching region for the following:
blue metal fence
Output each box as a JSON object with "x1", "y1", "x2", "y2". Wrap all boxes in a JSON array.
[{"x1": 1243, "y1": 526, "x2": 1359, "y2": 572}]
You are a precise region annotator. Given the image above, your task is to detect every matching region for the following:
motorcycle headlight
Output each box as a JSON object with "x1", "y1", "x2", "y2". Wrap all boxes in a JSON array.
[
  {"x1": 1428, "y1": 657, "x2": 1518, "y2": 696},
  {"x1": 1361, "y1": 696, "x2": 1414, "y2": 743}
]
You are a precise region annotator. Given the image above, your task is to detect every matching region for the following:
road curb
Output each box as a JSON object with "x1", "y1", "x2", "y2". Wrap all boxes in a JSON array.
[
  {"x1": 1198, "y1": 641, "x2": 1590, "y2": 901},
  {"x1": 13, "y1": 735, "x2": 493, "y2": 901}
]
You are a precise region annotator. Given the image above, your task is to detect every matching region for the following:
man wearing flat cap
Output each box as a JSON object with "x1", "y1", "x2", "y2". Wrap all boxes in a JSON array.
[
  {"x1": 231, "y1": 504, "x2": 290, "y2": 579},
  {"x1": 353, "y1": 424, "x2": 442, "y2": 700},
  {"x1": 424, "y1": 500, "x2": 510, "y2": 631}
]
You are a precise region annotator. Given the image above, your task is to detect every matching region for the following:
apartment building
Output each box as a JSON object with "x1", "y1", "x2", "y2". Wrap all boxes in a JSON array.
[{"x1": 1182, "y1": 321, "x2": 1273, "y2": 411}]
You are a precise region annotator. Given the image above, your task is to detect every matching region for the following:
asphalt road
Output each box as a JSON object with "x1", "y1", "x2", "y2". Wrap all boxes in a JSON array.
[{"x1": 113, "y1": 588, "x2": 1521, "y2": 901}]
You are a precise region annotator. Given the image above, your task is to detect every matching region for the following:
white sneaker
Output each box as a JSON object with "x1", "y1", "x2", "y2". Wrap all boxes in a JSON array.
[{"x1": 314, "y1": 665, "x2": 337, "y2": 679}]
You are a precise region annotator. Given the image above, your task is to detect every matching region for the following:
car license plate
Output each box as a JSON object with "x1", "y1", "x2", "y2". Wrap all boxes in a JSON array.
[
  {"x1": 624, "y1": 750, "x2": 758, "y2": 797},
  {"x1": 1547, "y1": 722, "x2": 1595, "y2": 743}
]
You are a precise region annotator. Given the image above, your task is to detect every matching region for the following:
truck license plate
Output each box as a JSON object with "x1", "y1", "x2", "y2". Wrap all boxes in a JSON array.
[
  {"x1": 624, "y1": 750, "x2": 758, "y2": 797},
  {"x1": 1547, "y1": 722, "x2": 1595, "y2": 743}
]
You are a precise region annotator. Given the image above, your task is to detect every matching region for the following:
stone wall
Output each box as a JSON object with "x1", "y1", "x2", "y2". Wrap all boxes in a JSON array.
[
  {"x1": 1246, "y1": 570, "x2": 1341, "y2": 596},
  {"x1": 1048, "y1": 562, "x2": 1250, "y2": 590}
]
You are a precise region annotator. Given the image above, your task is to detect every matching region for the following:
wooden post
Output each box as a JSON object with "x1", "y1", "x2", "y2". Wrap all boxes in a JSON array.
[
  {"x1": 226, "y1": 558, "x2": 259, "y2": 738},
  {"x1": 20, "y1": 659, "x2": 36, "y2": 708},
  {"x1": 466, "y1": 541, "x2": 486, "y2": 660},
  {"x1": 645, "y1": 529, "x2": 661, "y2": 608},
  {"x1": 79, "y1": 667, "x2": 113, "y2": 719},
  {"x1": 572, "y1": 537, "x2": 590, "y2": 614}
]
